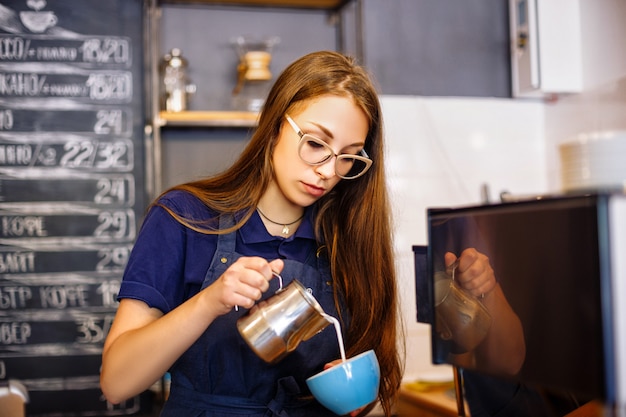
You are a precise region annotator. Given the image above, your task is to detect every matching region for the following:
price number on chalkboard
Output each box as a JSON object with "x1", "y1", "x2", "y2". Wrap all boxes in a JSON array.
[
  {"x1": 94, "y1": 211, "x2": 132, "y2": 239},
  {"x1": 94, "y1": 110, "x2": 123, "y2": 135},
  {"x1": 86, "y1": 73, "x2": 132, "y2": 101},
  {"x1": 96, "y1": 247, "x2": 130, "y2": 272},
  {"x1": 60, "y1": 140, "x2": 130, "y2": 170},
  {"x1": 76, "y1": 314, "x2": 114, "y2": 344},
  {"x1": 97, "y1": 280, "x2": 120, "y2": 308},
  {"x1": 95, "y1": 177, "x2": 128, "y2": 204},
  {"x1": 81, "y1": 38, "x2": 130, "y2": 65}
]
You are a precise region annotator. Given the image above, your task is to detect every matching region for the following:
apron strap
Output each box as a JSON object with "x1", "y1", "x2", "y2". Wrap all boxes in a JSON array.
[{"x1": 202, "y1": 215, "x2": 237, "y2": 290}]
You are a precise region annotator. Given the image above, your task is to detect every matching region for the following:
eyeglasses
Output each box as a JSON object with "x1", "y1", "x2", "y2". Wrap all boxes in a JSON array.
[{"x1": 284, "y1": 114, "x2": 372, "y2": 180}]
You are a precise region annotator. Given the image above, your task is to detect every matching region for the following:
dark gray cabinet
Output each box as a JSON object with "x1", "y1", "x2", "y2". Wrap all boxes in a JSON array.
[{"x1": 341, "y1": 0, "x2": 512, "y2": 98}]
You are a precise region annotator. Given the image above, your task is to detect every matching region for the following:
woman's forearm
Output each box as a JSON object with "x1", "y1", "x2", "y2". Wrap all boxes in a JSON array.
[
  {"x1": 474, "y1": 284, "x2": 526, "y2": 376},
  {"x1": 100, "y1": 292, "x2": 220, "y2": 404}
]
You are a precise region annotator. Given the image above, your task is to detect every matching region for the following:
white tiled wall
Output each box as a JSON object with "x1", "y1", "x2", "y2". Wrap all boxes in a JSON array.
[
  {"x1": 544, "y1": 77, "x2": 626, "y2": 191},
  {"x1": 389, "y1": 0, "x2": 626, "y2": 383},
  {"x1": 544, "y1": 0, "x2": 626, "y2": 191},
  {"x1": 381, "y1": 95, "x2": 547, "y2": 380}
]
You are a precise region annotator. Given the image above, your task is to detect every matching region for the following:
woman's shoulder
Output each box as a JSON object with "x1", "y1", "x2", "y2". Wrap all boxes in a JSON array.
[
  {"x1": 155, "y1": 189, "x2": 218, "y2": 220},
  {"x1": 157, "y1": 189, "x2": 199, "y2": 205}
]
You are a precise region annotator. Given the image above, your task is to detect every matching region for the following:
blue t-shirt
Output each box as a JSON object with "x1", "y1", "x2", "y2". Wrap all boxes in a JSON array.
[{"x1": 118, "y1": 190, "x2": 318, "y2": 312}]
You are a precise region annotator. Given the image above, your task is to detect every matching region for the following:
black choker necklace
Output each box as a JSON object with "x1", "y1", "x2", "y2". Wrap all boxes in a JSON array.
[{"x1": 257, "y1": 208, "x2": 304, "y2": 235}]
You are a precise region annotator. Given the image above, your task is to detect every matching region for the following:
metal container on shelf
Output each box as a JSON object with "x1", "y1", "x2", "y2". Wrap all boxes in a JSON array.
[{"x1": 160, "y1": 48, "x2": 196, "y2": 112}]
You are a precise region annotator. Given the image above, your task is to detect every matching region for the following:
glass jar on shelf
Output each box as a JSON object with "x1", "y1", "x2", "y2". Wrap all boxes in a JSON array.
[{"x1": 231, "y1": 36, "x2": 280, "y2": 112}]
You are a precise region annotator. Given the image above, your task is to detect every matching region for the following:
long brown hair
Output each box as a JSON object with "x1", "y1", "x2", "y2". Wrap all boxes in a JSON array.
[{"x1": 158, "y1": 51, "x2": 404, "y2": 415}]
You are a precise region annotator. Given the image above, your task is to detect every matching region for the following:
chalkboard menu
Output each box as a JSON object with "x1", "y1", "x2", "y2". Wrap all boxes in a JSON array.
[{"x1": 0, "y1": 0, "x2": 146, "y2": 415}]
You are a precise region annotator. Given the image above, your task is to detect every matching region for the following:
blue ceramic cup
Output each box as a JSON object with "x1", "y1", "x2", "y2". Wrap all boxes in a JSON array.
[{"x1": 306, "y1": 350, "x2": 380, "y2": 415}]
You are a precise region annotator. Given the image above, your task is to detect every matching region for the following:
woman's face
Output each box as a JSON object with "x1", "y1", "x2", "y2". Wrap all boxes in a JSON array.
[{"x1": 271, "y1": 95, "x2": 369, "y2": 208}]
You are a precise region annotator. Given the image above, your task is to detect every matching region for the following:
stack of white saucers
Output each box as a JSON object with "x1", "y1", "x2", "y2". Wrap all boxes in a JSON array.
[{"x1": 559, "y1": 130, "x2": 626, "y2": 192}]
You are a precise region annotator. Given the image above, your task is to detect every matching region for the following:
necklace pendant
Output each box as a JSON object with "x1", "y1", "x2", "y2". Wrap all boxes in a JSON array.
[{"x1": 282, "y1": 225, "x2": 289, "y2": 235}]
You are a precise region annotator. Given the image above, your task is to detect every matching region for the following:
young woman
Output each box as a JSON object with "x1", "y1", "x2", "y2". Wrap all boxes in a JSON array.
[{"x1": 100, "y1": 51, "x2": 404, "y2": 416}]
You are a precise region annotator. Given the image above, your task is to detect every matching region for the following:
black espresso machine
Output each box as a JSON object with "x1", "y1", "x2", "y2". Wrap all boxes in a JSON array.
[{"x1": 415, "y1": 192, "x2": 626, "y2": 416}]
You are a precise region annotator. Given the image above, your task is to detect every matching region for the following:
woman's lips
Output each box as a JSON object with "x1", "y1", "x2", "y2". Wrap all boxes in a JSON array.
[{"x1": 303, "y1": 182, "x2": 325, "y2": 197}]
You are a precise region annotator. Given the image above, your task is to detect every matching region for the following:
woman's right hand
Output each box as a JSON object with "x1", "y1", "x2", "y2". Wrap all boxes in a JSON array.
[
  {"x1": 101, "y1": 256, "x2": 284, "y2": 404},
  {"x1": 208, "y1": 256, "x2": 284, "y2": 315}
]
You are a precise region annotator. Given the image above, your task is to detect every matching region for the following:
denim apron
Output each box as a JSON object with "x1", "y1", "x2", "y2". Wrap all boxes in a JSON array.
[{"x1": 161, "y1": 215, "x2": 345, "y2": 417}]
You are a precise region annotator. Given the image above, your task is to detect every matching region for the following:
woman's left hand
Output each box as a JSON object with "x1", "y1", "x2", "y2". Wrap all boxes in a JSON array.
[{"x1": 445, "y1": 248, "x2": 497, "y2": 298}]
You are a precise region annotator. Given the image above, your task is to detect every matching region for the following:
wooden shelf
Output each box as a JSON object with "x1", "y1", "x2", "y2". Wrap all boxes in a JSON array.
[
  {"x1": 159, "y1": 0, "x2": 348, "y2": 9},
  {"x1": 397, "y1": 383, "x2": 464, "y2": 417},
  {"x1": 157, "y1": 111, "x2": 259, "y2": 127}
]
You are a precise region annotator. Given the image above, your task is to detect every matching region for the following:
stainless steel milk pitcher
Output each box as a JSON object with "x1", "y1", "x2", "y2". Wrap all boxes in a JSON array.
[
  {"x1": 237, "y1": 279, "x2": 330, "y2": 364},
  {"x1": 434, "y1": 262, "x2": 492, "y2": 353}
]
